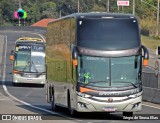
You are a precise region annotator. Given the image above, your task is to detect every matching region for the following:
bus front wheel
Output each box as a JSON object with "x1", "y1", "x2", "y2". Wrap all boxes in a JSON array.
[
  {"x1": 12, "y1": 82, "x2": 17, "y2": 86},
  {"x1": 123, "y1": 112, "x2": 133, "y2": 117},
  {"x1": 51, "y1": 91, "x2": 58, "y2": 111},
  {"x1": 67, "y1": 91, "x2": 77, "y2": 117}
]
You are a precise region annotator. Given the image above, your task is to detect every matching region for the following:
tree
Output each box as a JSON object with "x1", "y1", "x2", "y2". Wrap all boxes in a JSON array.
[{"x1": 40, "y1": 2, "x2": 57, "y2": 18}]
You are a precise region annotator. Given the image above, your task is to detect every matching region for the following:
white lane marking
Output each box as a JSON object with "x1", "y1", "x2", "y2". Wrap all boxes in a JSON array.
[
  {"x1": 0, "y1": 99, "x2": 6, "y2": 100},
  {"x1": 142, "y1": 104, "x2": 160, "y2": 110},
  {"x1": 1, "y1": 35, "x2": 76, "y2": 120},
  {"x1": 149, "y1": 55, "x2": 155, "y2": 59},
  {"x1": 27, "y1": 31, "x2": 46, "y2": 42},
  {"x1": 143, "y1": 86, "x2": 160, "y2": 90},
  {"x1": 38, "y1": 34, "x2": 46, "y2": 42},
  {"x1": 145, "y1": 65, "x2": 155, "y2": 70},
  {"x1": 3, "y1": 34, "x2": 159, "y2": 120},
  {"x1": 28, "y1": 32, "x2": 46, "y2": 42}
]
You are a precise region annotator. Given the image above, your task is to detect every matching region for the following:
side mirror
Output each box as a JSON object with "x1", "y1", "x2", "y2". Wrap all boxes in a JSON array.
[
  {"x1": 142, "y1": 45, "x2": 149, "y2": 66},
  {"x1": 72, "y1": 46, "x2": 78, "y2": 66},
  {"x1": 156, "y1": 46, "x2": 160, "y2": 55},
  {"x1": 72, "y1": 46, "x2": 78, "y2": 59},
  {"x1": 10, "y1": 50, "x2": 14, "y2": 61},
  {"x1": 143, "y1": 59, "x2": 149, "y2": 66}
]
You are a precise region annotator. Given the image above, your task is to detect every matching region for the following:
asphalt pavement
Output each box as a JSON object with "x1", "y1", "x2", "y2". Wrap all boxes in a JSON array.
[{"x1": 0, "y1": 29, "x2": 160, "y2": 123}]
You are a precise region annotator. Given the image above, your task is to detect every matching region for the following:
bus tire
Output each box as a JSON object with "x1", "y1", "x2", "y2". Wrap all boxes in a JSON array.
[
  {"x1": 12, "y1": 82, "x2": 17, "y2": 86},
  {"x1": 40, "y1": 84, "x2": 45, "y2": 88},
  {"x1": 67, "y1": 91, "x2": 77, "y2": 117},
  {"x1": 123, "y1": 112, "x2": 133, "y2": 117},
  {"x1": 51, "y1": 97, "x2": 56, "y2": 111},
  {"x1": 51, "y1": 89, "x2": 58, "y2": 111}
]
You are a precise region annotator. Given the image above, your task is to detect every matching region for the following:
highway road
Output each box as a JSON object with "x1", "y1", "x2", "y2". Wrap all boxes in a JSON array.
[{"x1": 0, "y1": 29, "x2": 160, "y2": 123}]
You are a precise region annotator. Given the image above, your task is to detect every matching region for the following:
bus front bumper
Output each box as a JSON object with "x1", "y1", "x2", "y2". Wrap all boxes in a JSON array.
[
  {"x1": 13, "y1": 74, "x2": 46, "y2": 85},
  {"x1": 76, "y1": 92, "x2": 142, "y2": 112}
]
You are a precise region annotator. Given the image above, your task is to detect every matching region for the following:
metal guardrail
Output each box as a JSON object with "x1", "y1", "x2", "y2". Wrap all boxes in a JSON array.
[
  {"x1": 142, "y1": 72, "x2": 159, "y2": 88},
  {"x1": 1, "y1": 27, "x2": 160, "y2": 104},
  {"x1": 142, "y1": 86, "x2": 160, "y2": 104},
  {"x1": 142, "y1": 49, "x2": 160, "y2": 103},
  {"x1": 142, "y1": 68, "x2": 160, "y2": 104}
]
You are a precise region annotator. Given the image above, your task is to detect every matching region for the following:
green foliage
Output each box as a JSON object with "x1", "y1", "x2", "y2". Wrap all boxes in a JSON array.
[
  {"x1": 141, "y1": 35, "x2": 160, "y2": 50},
  {"x1": 0, "y1": 0, "x2": 159, "y2": 37},
  {"x1": 136, "y1": 0, "x2": 158, "y2": 36},
  {"x1": 140, "y1": 19, "x2": 156, "y2": 36}
]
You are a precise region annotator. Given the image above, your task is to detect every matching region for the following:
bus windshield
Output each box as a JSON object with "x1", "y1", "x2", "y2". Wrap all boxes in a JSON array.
[
  {"x1": 14, "y1": 50, "x2": 31, "y2": 72},
  {"x1": 31, "y1": 52, "x2": 45, "y2": 72},
  {"x1": 77, "y1": 18, "x2": 140, "y2": 50},
  {"x1": 78, "y1": 55, "x2": 141, "y2": 87},
  {"x1": 14, "y1": 44, "x2": 45, "y2": 73}
]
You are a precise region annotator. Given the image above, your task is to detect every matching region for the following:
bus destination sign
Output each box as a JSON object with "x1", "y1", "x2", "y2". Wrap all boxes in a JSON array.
[
  {"x1": 32, "y1": 45, "x2": 45, "y2": 52},
  {"x1": 16, "y1": 44, "x2": 45, "y2": 52}
]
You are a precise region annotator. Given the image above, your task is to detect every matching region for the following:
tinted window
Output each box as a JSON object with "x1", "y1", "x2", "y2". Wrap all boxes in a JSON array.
[
  {"x1": 78, "y1": 55, "x2": 110, "y2": 87},
  {"x1": 78, "y1": 55, "x2": 141, "y2": 88},
  {"x1": 77, "y1": 18, "x2": 140, "y2": 50},
  {"x1": 111, "y1": 55, "x2": 141, "y2": 86},
  {"x1": 14, "y1": 43, "x2": 45, "y2": 72},
  {"x1": 14, "y1": 51, "x2": 31, "y2": 72},
  {"x1": 31, "y1": 52, "x2": 45, "y2": 72}
]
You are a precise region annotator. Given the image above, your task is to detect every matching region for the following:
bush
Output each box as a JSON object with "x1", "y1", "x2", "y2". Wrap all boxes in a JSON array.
[
  {"x1": 154, "y1": 35, "x2": 160, "y2": 39},
  {"x1": 140, "y1": 27, "x2": 149, "y2": 36},
  {"x1": 139, "y1": 18, "x2": 156, "y2": 36}
]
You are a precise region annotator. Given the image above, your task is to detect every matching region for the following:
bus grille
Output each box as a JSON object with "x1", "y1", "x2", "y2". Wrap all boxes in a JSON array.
[{"x1": 21, "y1": 73, "x2": 38, "y2": 78}]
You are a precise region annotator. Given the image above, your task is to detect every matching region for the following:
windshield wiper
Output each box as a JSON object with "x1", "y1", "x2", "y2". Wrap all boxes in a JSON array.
[
  {"x1": 37, "y1": 71, "x2": 46, "y2": 76},
  {"x1": 22, "y1": 62, "x2": 30, "y2": 72},
  {"x1": 79, "y1": 81, "x2": 108, "y2": 87},
  {"x1": 22, "y1": 56, "x2": 31, "y2": 72},
  {"x1": 79, "y1": 80, "x2": 141, "y2": 88},
  {"x1": 130, "y1": 82, "x2": 139, "y2": 88},
  {"x1": 114, "y1": 81, "x2": 141, "y2": 88},
  {"x1": 31, "y1": 61, "x2": 39, "y2": 73}
]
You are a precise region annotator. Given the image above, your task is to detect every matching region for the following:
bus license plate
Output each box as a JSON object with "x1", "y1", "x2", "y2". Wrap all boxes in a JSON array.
[{"x1": 103, "y1": 107, "x2": 117, "y2": 112}]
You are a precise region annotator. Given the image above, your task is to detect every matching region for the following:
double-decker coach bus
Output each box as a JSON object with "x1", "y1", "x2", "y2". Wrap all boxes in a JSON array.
[
  {"x1": 10, "y1": 37, "x2": 46, "y2": 86},
  {"x1": 46, "y1": 13, "x2": 149, "y2": 116}
]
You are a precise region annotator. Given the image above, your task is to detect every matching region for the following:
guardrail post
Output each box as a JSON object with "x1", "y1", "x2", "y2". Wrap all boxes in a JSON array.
[{"x1": 158, "y1": 73, "x2": 160, "y2": 88}]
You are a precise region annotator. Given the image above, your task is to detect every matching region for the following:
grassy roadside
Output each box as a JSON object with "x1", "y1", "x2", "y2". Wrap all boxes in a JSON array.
[
  {"x1": 141, "y1": 35, "x2": 160, "y2": 51},
  {"x1": 141, "y1": 35, "x2": 160, "y2": 68}
]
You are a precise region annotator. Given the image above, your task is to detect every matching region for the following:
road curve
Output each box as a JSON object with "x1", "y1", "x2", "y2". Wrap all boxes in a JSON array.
[{"x1": 0, "y1": 29, "x2": 160, "y2": 123}]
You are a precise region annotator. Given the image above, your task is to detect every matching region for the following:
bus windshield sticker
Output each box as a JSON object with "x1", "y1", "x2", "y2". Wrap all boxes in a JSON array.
[
  {"x1": 133, "y1": 20, "x2": 136, "y2": 23},
  {"x1": 16, "y1": 47, "x2": 19, "y2": 51},
  {"x1": 84, "y1": 72, "x2": 91, "y2": 84},
  {"x1": 79, "y1": 21, "x2": 82, "y2": 25},
  {"x1": 32, "y1": 45, "x2": 44, "y2": 52},
  {"x1": 18, "y1": 45, "x2": 31, "y2": 51}
]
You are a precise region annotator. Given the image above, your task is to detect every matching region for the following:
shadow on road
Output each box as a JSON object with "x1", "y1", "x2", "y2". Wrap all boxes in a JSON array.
[
  {"x1": 16, "y1": 104, "x2": 123, "y2": 120},
  {"x1": 1, "y1": 80, "x2": 45, "y2": 88}
]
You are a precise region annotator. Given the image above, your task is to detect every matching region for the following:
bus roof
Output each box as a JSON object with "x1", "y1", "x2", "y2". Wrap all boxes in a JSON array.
[
  {"x1": 48, "y1": 12, "x2": 137, "y2": 24},
  {"x1": 15, "y1": 37, "x2": 45, "y2": 43}
]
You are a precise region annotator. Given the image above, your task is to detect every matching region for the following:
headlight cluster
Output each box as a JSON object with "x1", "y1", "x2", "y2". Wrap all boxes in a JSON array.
[
  {"x1": 77, "y1": 92, "x2": 91, "y2": 98},
  {"x1": 128, "y1": 92, "x2": 142, "y2": 98}
]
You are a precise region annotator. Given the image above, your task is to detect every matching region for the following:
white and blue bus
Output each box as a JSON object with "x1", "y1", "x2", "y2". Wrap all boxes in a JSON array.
[
  {"x1": 46, "y1": 13, "x2": 149, "y2": 116},
  {"x1": 10, "y1": 37, "x2": 46, "y2": 86}
]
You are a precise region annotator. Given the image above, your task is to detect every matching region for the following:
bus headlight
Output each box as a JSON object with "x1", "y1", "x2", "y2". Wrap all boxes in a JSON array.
[
  {"x1": 77, "y1": 92, "x2": 91, "y2": 98},
  {"x1": 128, "y1": 92, "x2": 142, "y2": 99},
  {"x1": 14, "y1": 73, "x2": 21, "y2": 77},
  {"x1": 78, "y1": 102, "x2": 87, "y2": 108},
  {"x1": 132, "y1": 102, "x2": 141, "y2": 109},
  {"x1": 39, "y1": 75, "x2": 45, "y2": 78}
]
